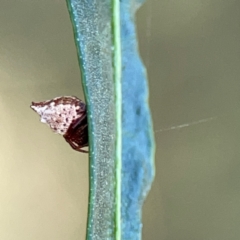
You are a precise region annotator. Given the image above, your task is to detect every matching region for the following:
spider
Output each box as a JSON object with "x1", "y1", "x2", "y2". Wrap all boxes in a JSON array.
[{"x1": 30, "y1": 96, "x2": 88, "y2": 153}]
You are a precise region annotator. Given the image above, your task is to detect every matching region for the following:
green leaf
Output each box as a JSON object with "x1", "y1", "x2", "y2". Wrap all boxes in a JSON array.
[{"x1": 66, "y1": 0, "x2": 155, "y2": 239}]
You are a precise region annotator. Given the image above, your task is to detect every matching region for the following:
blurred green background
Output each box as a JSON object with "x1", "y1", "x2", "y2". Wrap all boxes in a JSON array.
[{"x1": 0, "y1": 1, "x2": 240, "y2": 239}]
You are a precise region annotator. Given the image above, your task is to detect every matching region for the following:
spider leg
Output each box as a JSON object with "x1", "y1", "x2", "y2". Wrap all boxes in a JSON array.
[
  {"x1": 65, "y1": 137, "x2": 88, "y2": 153},
  {"x1": 64, "y1": 109, "x2": 88, "y2": 153},
  {"x1": 72, "y1": 112, "x2": 87, "y2": 129}
]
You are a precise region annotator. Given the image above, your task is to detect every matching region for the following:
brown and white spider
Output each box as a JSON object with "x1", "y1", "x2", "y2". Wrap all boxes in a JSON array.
[{"x1": 30, "y1": 96, "x2": 88, "y2": 153}]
